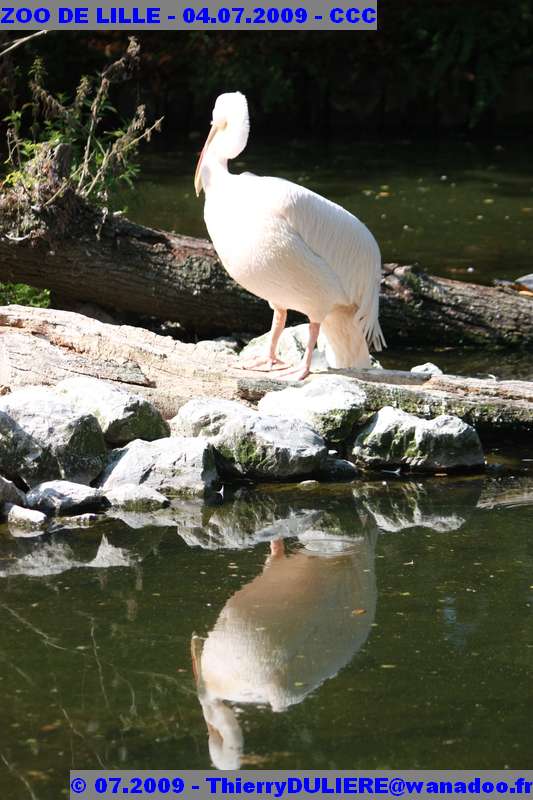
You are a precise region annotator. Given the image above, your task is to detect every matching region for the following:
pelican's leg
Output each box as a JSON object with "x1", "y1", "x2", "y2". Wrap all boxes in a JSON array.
[
  {"x1": 278, "y1": 321, "x2": 320, "y2": 381},
  {"x1": 238, "y1": 308, "x2": 289, "y2": 371}
]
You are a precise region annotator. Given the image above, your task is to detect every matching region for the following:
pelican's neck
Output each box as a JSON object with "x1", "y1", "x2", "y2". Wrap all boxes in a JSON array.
[
  {"x1": 201, "y1": 151, "x2": 232, "y2": 196},
  {"x1": 202, "y1": 109, "x2": 248, "y2": 196}
]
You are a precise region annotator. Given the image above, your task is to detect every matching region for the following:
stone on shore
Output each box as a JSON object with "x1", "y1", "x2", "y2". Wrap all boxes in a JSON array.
[
  {"x1": 216, "y1": 415, "x2": 328, "y2": 479},
  {"x1": 170, "y1": 398, "x2": 253, "y2": 439},
  {"x1": 6, "y1": 503, "x2": 47, "y2": 532},
  {"x1": 352, "y1": 406, "x2": 485, "y2": 472},
  {"x1": 258, "y1": 375, "x2": 368, "y2": 443},
  {"x1": 0, "y1": 475, "x2": 26, "y2": 509},
  {"x1": 194, "y1": 337, "x2": 240, "y2": 358},
  {"x1": 319, "y1": 456, "x2": 359, "y2": 481},
  {"x1": 517, "y1": 273, "x2": 533, "y2": 291},
  {"x1": 26, "y1": 480, "x2": 110, "y2": 516},
  {"x1": 240, "y1": 324, "x2": 329, "y2": 370},
  {"x1": 105, "y1": 483, "x2": 170, "y2": 512},
  {"x1": 411, "y1": 362, "x2": 443, "y2": 377},
  {"x1": 241, "y1": 324, "x2": 383, "y2": 371},
  {"x1": 171, "y1": 398, "x2": 327, "y2": 480},
  {"x1": 0, "y1": 387, "x2": 107, "y2": 488},
  {"x1": 56, "y1": 376, "x2": 169, "y2": 445},
  {"x1": 99, "y1": 436, "x2": 220, "y2": 498}
]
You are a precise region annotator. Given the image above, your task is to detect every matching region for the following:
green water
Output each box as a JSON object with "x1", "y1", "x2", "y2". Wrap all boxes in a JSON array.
[
  {"x1": 118, "y1": 139, "x2": 533, "y2": 284},
  {"x1": 1, "y1": 476, "x2": 533, "y2": 795}
]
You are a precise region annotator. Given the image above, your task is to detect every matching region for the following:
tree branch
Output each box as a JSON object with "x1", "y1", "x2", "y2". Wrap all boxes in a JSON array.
[{"x1": 0, "y1": 30, "x2": 47, "y2": 59}]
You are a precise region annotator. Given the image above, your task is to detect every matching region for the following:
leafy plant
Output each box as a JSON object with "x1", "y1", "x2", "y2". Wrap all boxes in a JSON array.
[
  {"x1": 0, "y1": 282, "x2": 49, "y2": 307},
  {"x1": 0, "y1": 36, "x2": 163, "y2": 308},
  {"x1": 3, "y1": 36, "x2": 163, "y2": 207}
]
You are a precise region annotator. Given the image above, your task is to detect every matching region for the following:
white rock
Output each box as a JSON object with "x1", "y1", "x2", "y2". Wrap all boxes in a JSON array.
[
  {"x1": 99, "y1": 436, "x2": 220, "y2": 498},
  {"x1": 170, "y1": 398, "x2": 253, "y2": 438},
  {"x1": 218, "y1": 415, "x2": 328, "y2": 480},
  {"x1": 105, "y1": 483, "x2": 170, "y2": 512},
  {"x1": 517, "y1": 273, "x2": 533, "y2": 290},
  {"x1": 0, "y1": 387, "x2": 107, "y2": 488},
  {"x1": 258, "y1": 375, "x2": 368, "y2": 443},
  {"x1": 241, "y1": 324, "x2": 383, "y2": 371},
  {"x1": 6, "y1": 503, "x2": 47, "y2": 532},
  {"x1": 410, "y1": 362, "x2": 443, "y2": 377},
  {"x1": 240, "y1": 324, "x2": 328, "y2": 370},
  {"x1": 194, "y1": 338, "x2": 240, "y2": 358},
  {"x1": 171, "y1": 398, "x2": 327, "y2": 480},
  {"x1": 0, "y1": 475, "x2": 26, "y2": 509},
  {"x1": 26, "y1": 480, "x2": 110, "y2": 516},
  {"x1": 352, "y1": 406, "x2": 484, "y2": 472},
  {"x1": 55, "y1": 377, "x2": 169, "y2": 445}
]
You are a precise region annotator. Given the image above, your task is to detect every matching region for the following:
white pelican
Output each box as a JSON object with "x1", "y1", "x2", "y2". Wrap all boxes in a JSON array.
[{"x1": 194, "y1": 91, "x2": 385, "y2": 380}]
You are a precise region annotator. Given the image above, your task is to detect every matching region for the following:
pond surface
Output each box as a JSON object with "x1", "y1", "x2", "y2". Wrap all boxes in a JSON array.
[
  {"x1": 1, "y1": 475, "x2": 533, "y2": 796},
  {"x1": 118, "y1": 139, "x2": 533, "y2": 284}
]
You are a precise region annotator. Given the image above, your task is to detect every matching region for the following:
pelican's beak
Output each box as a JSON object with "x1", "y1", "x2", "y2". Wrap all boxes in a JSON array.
[{"x1": 194, "y1": 123, "x2": 218, "y2": 197}]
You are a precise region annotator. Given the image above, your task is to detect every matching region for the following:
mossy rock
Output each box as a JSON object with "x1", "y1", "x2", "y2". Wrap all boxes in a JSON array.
[{"x1": 352, "y1": 406, "x2": 485, "y2": 473}]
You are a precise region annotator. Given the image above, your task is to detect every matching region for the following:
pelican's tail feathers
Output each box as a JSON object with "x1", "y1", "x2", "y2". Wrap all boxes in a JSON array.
[
  {"x1": 365, "y1": 315, "x2": 386, "y2": 353},
  {"x1": 351, "y1": 257, "x2": 386, "y2": 353},
  {"x1": 319, "y1": 306, "x2": 376, "y2": 369}
]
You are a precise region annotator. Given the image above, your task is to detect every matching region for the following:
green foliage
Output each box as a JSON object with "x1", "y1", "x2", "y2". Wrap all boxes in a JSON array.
[
  {"x1": 0, "y1": 283, "x2": 49, "y2": 307},
  {"x1": 0, "y1": 37, "x2": 162, "y2": 310},
  {"x1": 3, "y1": 36, "x2": 162, "y2": 205},
  {"x1": 413, "y1": 1, "x2": 533, "y2": 127}
]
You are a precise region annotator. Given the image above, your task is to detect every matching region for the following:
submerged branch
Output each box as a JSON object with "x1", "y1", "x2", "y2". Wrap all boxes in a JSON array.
[
  {"x1": 0, "y1": 752, "x2": 39, "y2": 800},
  {"x1": 0, "y1": 602, "x2": 66, "y2": 651}
]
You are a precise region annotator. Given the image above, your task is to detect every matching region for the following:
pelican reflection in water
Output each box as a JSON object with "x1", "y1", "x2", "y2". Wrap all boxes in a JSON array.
[{"x1": 191, "y1": 530, "x2": 377, "y2": 769}]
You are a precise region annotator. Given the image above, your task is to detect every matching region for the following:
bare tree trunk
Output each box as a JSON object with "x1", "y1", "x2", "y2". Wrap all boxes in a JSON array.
[{"x1": 1, "y1": 186, "x2": 532, "y2": 346}]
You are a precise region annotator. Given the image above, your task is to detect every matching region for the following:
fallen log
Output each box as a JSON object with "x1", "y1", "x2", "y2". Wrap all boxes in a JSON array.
[
  {"x1": 0, "y1": 305, "x2": 531, "y2": 439},
  {"x1": 0, "y1": 186, "x2": 532, "y2": 346}
]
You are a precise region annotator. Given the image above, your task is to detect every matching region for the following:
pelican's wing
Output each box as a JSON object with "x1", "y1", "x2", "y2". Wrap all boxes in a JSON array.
[{"x1": 263, "y1": 176, "x2": 385, "y2": 350}]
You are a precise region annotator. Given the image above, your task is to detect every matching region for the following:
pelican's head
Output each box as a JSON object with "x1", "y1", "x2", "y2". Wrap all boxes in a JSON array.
[{"x1": 194, "y1": 92, "x2": 250, "y2": 196}]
